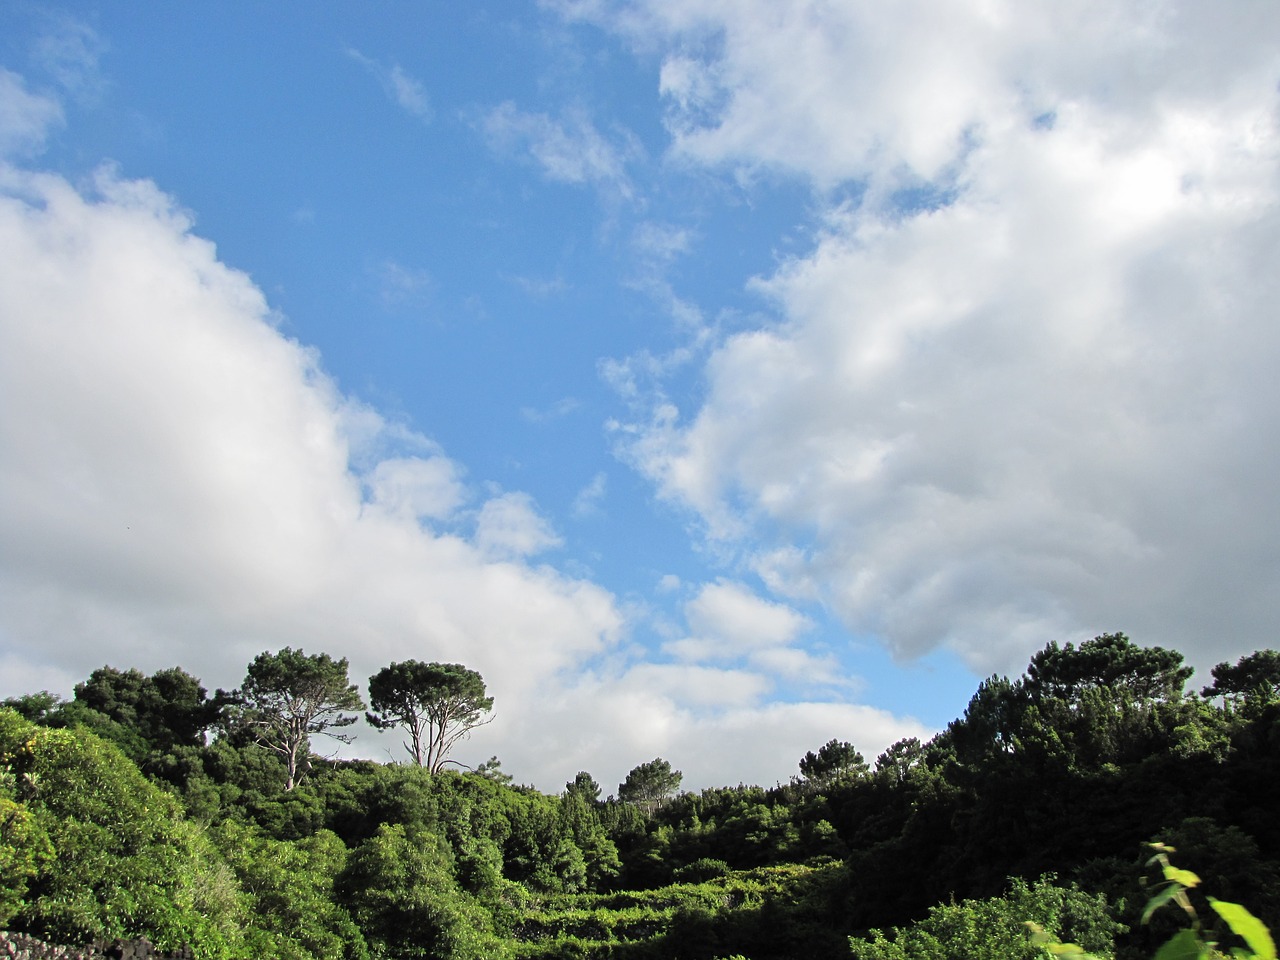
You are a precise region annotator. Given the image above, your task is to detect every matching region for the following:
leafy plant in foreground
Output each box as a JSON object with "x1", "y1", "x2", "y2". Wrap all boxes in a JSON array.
[{"x1": 1028, "y1": 844, "x2": 1276, "y2": 960}]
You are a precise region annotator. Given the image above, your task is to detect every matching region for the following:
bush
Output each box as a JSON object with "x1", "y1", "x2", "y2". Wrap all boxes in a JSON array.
[
  {"x1": 675, "y1": 858, "x2": 732, "y2": 883},
  {"x1": 849, "y1": 876, "x2": 1123, "y2": 960},
  {"x1": 0, "y1": 708, "x2": 243, "y2": 955}
]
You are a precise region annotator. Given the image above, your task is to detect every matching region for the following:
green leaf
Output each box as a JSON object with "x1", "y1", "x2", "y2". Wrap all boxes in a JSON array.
[
  {"x1": 1210, "y1": 899, "x2": 1276, "y2": 960},
  {"x1": 1144, "y1": 883, "x2": 1189, "y2": 924},
  {"x1": 1153, "y1": 929, "x2": 1210, "y2": 960},
  {"x1": 1046, "y1": 941, "x2": 1097, "y2": 959},
  {"x1": 1163, "y1": 864, "x2": 1202, "y2": 889}
]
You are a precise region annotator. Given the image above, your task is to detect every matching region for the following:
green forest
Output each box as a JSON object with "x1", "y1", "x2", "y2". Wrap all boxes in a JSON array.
[{"x1": 3, "y1": 633, "x2": 1279, "y2": 960}]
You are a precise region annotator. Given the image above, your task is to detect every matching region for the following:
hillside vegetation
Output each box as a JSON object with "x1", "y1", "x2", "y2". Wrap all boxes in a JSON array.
[{"x1": 3, "y1": 634, "x2": 1279, "y2": 960}]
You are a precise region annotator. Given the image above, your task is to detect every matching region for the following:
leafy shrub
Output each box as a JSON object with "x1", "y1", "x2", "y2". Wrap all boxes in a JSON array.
[
  {"x1": 0, "y1": 708, "x2": 243, "y2": 955},
  {"x1": 675, "y1": 858, "x2": 731, "y2": 883},
  {"x1": 848, "y1": 876, "x2": 1123, "y2": 960}
]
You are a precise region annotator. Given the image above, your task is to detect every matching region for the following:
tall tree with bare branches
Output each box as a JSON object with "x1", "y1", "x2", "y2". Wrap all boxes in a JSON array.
[
  {"x1": 366, "y1": 660, "x2": 493, "y2": 772},
  {"x1": 235, "y1": 648, "x2": 364, "y2": 790}
]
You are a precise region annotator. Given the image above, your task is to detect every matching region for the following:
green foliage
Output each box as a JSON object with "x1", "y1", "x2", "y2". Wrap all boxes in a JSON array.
[
  {"x1": 366, "y1": 661, "x2": 493, "y2": 771},
  {"x1": 213, "y1": 820, "x2": 368, "y2": 960},
  {"x1": 477, "y1": 755, "x2": 514, "y2": 784},
  {"x1": 235, "y1": 647, "x2": 365, "y2": 791},
  {"x1": 799, "y1": 739, "x2": 869, "y2": 787},
  {"x1": 75, "y1": 665, "x2": 224, "y2": 752},
  {"x1": 566, "y1": 771, "x2": 602, "y2": 804},
  {"x1": 619, "y1": 758, "x2": 683, "y2": 811},
  {"x1": 337, "y1": 822, "x2": 511, "y2": 960},
  {"x1": 0, "y1": 708, "x2": 242, "y2": 955},
  {"x1": 41, "y1": 698, "x2": 151, "y2": 762},
  {"x1": 849, "y1": 876, "x2": 1123, "y2": 960},
  {"x1": 873, "y1": 738, "x2": 926, "y2": 784},
  {"x1": 6, "y1": 636, "x2": 1280, "y2": 960},
  {"x1": 0, "y1": 691, "x2": 63, "y2": 724},
  {"x1": 674, "y1": 858, "x2": 731, "y2": 883},
  {"x1": 1026, "y1": 633, "x2": 1192, "y2": 704},
  {"x1": 514, "y1": 861, "x2": 849, "y2": 959},
  {"x1": 1202, "y1": 651, "x2": 1280, "y2": 715},
  {"x1": 1031, "y1": 845, "x2": 1276, "y2": 960},
  {"x1": 0, "y1": 794, "x2": 53, "y2": 926}
]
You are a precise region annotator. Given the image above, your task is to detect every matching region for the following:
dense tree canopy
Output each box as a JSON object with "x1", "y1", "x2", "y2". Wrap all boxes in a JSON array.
[
  {"x1": 566, "y1": 771, "x2": 602, "y2": 804},
  {"x1": 1203, "y1": 650, "x2": 1280, "y2": 712},
  {"x1": 799, "y1": 739, "x2": 869, "y2": 787},
  {"x1": 3, "y1": 635, "x2": 1280, "y2": 960},
  {"x1": 1025, "y1": 633, "x2": 1192, "y2": 704},
  {"x1": 336, "y1": 823, "x2": 509, "y2": 960},
  {"x1": 74, "y1": 665, "x2": 224, "y2": 752},
  {"x1": 0, "y1": 708, "x2": 241, "y2": 953}
]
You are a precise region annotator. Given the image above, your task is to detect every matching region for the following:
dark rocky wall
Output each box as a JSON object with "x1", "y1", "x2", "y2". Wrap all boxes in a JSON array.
[{"x1": 0, "y1": 932, "x2": 194, "y2": 960}]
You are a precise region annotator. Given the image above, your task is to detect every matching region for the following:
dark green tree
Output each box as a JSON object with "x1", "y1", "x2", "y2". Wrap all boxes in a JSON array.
[
  {"x1": 365, "y1": 661, "x2": 493, "y2": 773},
  {"x1": 474, "y1": 756, "x2": 512, "y2": 784},
  {"x1": 948, "y1": 674, "x2": 1030, "y2": 766},
  {"x1": 235, "y1": 648, "x2": 365, "y2": 791},
  {"x1": 1025, "y1": 632, "x2": 1192, "y2": 703},
  {"x1": 74, "y1": 665, "x2": 224, "y2": 751},
  {"x1": 1203, "y1": 650, "x2": 1280, "y2": 713},
  {"x1": 0, "y1": 691, "x2": 63, "y2": 724},
  {"x1": 798, "y1": 738, "x2": 869, "y2": 786},
  {"x1": 565, "y1": 771, "x2": 602, "y2": 804},
  {"x1": 618, "y1": 758, "x2": 682, "y2": 813},
  {"x1": 874, "y1": 737, "x2": 926, "y2": 784}
]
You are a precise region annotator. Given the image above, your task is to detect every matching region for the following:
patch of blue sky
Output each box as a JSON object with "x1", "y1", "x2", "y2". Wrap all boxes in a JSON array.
[
  {"x1": 0, "y1": 0, "x2": 986, "y2": 767},
  {"x1": 1032, "y1": 110, "x2": 1057, "y2": 131},
  {"x1": 886, "y1": 180, "x2": 962, "y2": 218},
  {"x1": 827, "y1": 640, "x2": 979, "y2": 730}
]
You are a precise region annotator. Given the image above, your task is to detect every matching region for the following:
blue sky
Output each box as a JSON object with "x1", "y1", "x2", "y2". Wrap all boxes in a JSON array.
[{"x1": 1, "y1": 1, "x2": 1278, "y2": 791}]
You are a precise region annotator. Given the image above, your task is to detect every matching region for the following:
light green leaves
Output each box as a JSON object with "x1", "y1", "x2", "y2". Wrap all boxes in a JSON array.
[
  {"x1": 1209, "y1": 898, "x2": 1276, "y2": 960},
  {"x1": 1152, "y1": 929, "x2": 1205, "y2": 960}
]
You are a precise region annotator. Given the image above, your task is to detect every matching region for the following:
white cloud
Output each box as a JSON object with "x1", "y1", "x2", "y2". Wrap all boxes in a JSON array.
[
  {"x1": 597, "y1": 0, "x2": 1280, "y2": 678},
  {"x1": 623, "y1": 663, "x2": 770, "y2": 708},
  {"x1": 571, "y1": 471, "x2": 608, "y2": 518},
  {"x1": 520, "y1": 397, "x2": 581, "y2": 423},
  {"x1": 498, "y1": 665, "x2": 929, "y2": 791},
  {"x1": 348, "y1": 49, "x2": 432, "y2": 122},
  {"x1": 0, "y1": 70, "x2": 63, "y2": 157},
  {"x1": 747, "y1": 646, "x2": 841, "y2": 684},
  {"x1": 473, "y1": 491, "x2": 563, "y2": 558},
  {"x1": 366, "y1": 455, "x2": 467, "y2": 523},
  {"x1": 0, "y1": 160, "x2": 622, "y2": 769},
  {"x1": 32, "y1": 19, "x2": 106, "y2": 100},
  {"x1": 572, "y1": 0, "x2": 1280, "y2": 193},
  {"x1": 684, "y1": 579, "x2": 811, "y2": 651},
  {"x1": 660, "y1": 579, "x2": 843, "y2": 687},
  {"x1": 480, "y1": 101, "x2": 642, "y2": 199},
  {"x1": 507, "y1": 273, "x2": 569, "y2": 298},
  {"x1": 631, "y1": 221, "x2": 693, "y2": 263},
  {"x1": 374, "y1": 259, "x2": 433, "y2": 307}
]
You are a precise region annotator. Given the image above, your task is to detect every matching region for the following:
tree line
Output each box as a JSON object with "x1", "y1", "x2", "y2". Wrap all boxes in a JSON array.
[
  {"x1": 2, "y1": 633, "x2": 1279, "y2": 960},
  {"x1": 15, "y1": 652, "x2": 497, "y2": 792}
]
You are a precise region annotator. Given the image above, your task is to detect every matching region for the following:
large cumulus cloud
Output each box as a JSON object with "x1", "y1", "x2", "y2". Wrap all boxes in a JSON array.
[
  {"x1": 0, "y1": 76, "x2": 926, "y2": 789},
  {"x1": 0, "y1": 159, "x2": 620, "y2": 745},
  {"x1": 592, "y1": 0, "x2": 1280, "y2": 675}
]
